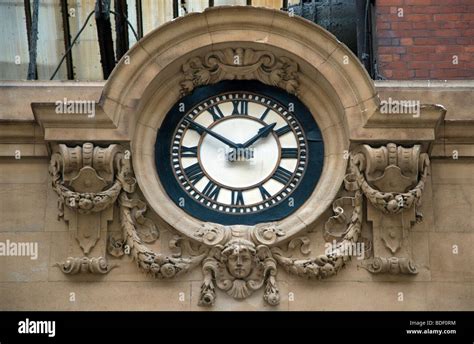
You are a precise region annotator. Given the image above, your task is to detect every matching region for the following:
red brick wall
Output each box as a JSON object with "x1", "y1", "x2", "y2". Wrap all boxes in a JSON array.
[{"x1": 376, "y1": 0, "x2": 474, "y2": 79}]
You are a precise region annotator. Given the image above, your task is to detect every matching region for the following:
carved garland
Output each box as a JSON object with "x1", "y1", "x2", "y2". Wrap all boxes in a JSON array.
[
  {"x1": 117, "y1": 192, "x2": 206, "y2": 278},
  {"x1": 270, "y1": 162, "x2": 363, "y2": 280},
  {"x1": 352, "y1": 144, "x2": 430, "y2": 220},
  {"x1": 50, "y1": 142, "x2": 428, "y2": 302}
]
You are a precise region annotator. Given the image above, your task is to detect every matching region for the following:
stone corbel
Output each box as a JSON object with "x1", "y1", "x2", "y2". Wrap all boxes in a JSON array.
[
  {"x1": 50, "y1": 142, "x2": 136, "y2": 274},
  {"x1": 350, "y1": 143, "x2": 430, "y2": 275}
]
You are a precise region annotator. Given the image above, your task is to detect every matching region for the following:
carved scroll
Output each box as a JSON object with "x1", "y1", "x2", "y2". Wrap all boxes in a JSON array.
[
  {"x1": 55, "y1": 256, "x2": 115, "y2": 275},
  {"x1": 180, "y1": 48, "x2": 300, "y2": 96},
  {"x1": 362, "y1": 257, "x2": 417, "y2": 275}
]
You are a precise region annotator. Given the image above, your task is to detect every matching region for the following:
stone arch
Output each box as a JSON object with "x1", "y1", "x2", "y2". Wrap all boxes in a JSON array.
[{"x1": 100, "y1": 6, "x2": 378, "y2": 243}]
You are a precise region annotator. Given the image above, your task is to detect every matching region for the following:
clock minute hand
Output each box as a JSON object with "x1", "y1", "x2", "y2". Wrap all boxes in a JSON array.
[
  {"x1": 185, "y1": 118, "x2": 240, "y2": 149},
  {"x1": 242, "y1": 123, "x2": 277, "y2": 148}
]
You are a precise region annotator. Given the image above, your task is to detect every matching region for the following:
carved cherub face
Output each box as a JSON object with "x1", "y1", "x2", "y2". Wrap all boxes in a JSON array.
[{"x1": 222, "y1": 239, "x2": 256, "y2": 279}]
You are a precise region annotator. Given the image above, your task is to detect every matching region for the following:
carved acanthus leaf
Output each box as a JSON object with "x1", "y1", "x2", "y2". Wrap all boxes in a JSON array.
[{"x1": 180, "y1": 48, "x2": 300, "y2": 96}]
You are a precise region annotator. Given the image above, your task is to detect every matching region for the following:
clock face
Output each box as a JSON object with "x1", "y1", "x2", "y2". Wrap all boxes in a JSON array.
[{"x1": 155, "y1": 81, "x2": 323, "y2": 225}]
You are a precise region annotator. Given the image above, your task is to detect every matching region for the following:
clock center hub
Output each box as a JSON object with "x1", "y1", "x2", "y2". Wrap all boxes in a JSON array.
[{"x1": 198, "y1": 116, "x2": 280, "y2": 189}]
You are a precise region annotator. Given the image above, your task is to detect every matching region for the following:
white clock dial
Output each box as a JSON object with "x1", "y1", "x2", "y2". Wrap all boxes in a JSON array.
[{"x1": 171, "y1": 92, "x2": 307, "y2": 214}]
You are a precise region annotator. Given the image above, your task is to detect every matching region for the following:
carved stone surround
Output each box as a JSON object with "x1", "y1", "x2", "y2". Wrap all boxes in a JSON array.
[
  {"x1": 48, "y1": 140, "x2": 430, "y2": 305},
  {"x1": 36, "y1": 7, "x2": 446, "y2": 307}
]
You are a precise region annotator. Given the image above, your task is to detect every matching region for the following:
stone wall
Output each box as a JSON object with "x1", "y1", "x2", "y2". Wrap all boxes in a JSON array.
[{"x1": 0, "y1": 81, "x2": 472, "y2": 311}]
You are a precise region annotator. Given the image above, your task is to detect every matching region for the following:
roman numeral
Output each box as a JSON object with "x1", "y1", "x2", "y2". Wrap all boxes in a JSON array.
[
  {"x1": 258, "y1": 185, "x2": 271, "y2": 200},
  {"x1": 180, "y1": 146, "x2": 198, "y2": 158},
  {"x1": 271, "y1": 166, "x2": 293, "y2": 185},
  {"x1": 183, "y1": 163, "x2": 204, "y2": 184},
  {"x1": 207, "y1": 105, "x2": 224, "y2": 121},
  {"x1": 275, "y1": 125, "x2": 291, "y2": 136},
  {"x1": 184, "y1": 117, "x2": 205, "y2": 134},
  {"x1": 259, "y1": 107, "x2": 271, "y2": 121},
  {"x1": 231, "y1": 190, "x2": 245, "y2": 206},
  {"x1": 231, "y1": 100, "x2": 248, "y2": 115},
  {"x1": 202, "y1": 181, "x2": 220, "y2": 201},
  {"x1": 281, "y1": 148, "x2": 298, "y2": 159}
]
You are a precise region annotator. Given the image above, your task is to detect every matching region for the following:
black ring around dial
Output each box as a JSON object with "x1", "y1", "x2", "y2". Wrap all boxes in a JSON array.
[{"x1": 155, "y1": 80, "x2": 324, "y2": 225}]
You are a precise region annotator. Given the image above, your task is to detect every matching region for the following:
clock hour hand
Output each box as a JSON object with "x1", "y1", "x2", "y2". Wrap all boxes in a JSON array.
[
  {"x1": 242, "y1": 122, "x2": 277, "y2": 148},
  {"x1": 185, "y1": 117, "x2": 240, "y2": 149}
]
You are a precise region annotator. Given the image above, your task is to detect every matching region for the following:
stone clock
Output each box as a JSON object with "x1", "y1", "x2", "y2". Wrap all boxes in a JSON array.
[{"x1": 155, "y1": 81, "x2": 324, "y2": 225}]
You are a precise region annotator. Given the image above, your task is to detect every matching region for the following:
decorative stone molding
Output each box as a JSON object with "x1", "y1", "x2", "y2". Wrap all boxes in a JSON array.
[
  {"x1": 250, "y1": 222, "x2": 286, "y2": 246},
  {"x1": 180, "y1": 48, "x2": 300, "y2": 97},
  {"x1": 351, "y1": 143, "x2": 430, "y2": 274},
  {"x1": 352, "y1": 143, "x2": 429, "y2": 220},
  {"x1": 272, "y1": 180, "x2": 363, "y2": 279},
  {"x1": 48, "y1": 140, "x2": 430, "y2": 302},
  {"x1": 116, "y1": 192, "x2": 206, "y2": 279},
  {"x1": 194, "y1": 223, "x2": 230, "y2": 246},
  {"x1": 362, "y1": 257, "x2": 417, "y2": 275},
  {"x1": 50, "y1": 142, "x2": 135, "y2": 273},
  {"x1": 55, "y1": 256, "x2": 115, "y2": 275},
  {"x1": 199, "y1": 239, "x2": 279, "y2": 307}
]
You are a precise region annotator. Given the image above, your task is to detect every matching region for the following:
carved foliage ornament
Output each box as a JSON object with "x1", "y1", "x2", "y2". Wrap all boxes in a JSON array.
[
  {"x1": 180, "y1": 48, "x2": 300, "y2": 96},
  {"x1": 351, "y1": 143, "x2": 429, "y2": 274},
  {"x1": 352, "y1": 143, "x2": 429, "y2": 220},
  {"x1": 49, "y1": 142, "x2": 428, "y2": 304},
  {"x1": 50, "y1": 143, "x2": 204, "y2": 278},
  {"x1": 50, "y1": 143, "x2": 136, "y2": 271}
]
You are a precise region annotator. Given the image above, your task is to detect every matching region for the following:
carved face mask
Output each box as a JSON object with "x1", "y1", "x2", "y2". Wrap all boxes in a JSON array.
[{"x1": 227, "y1": 248, "x2": 253, "y2": 279}]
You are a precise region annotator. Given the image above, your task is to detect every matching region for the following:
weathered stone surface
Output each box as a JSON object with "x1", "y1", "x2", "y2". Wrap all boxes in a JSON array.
[
  {"x1": 425, "y1": 282, "x2": 474, "y2": 311},
  {"x1": 0, "y1": 184, "x2": 46, "y2": 232},
  {"x1": 432, "y1": 184, "x2": 474, "y2": 232},
  {"x1": 0, "y1": 281, "x2": 191, "y2": 311},
  {"x1": 287, "y1": 281, "x2": 428, "y2": 311},
  {"x1": 0, "y1": 160, "x2": 48, "y2": 184},
  {"x1": 429, "y1": 232, "x2": 474, "y2": 282}
]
